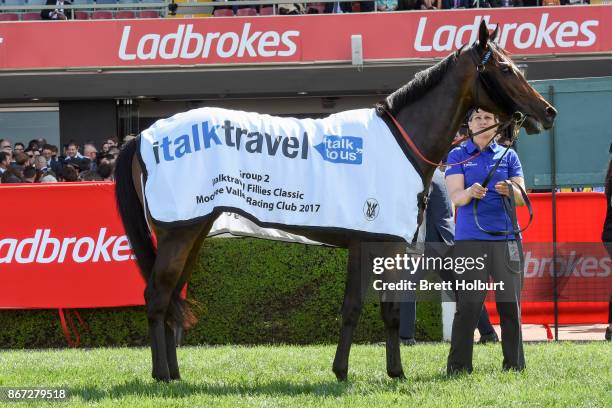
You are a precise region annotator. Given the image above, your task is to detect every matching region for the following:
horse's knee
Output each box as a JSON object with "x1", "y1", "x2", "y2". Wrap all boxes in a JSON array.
[
  {"x1": 342, "y1": 302, "x2": 363, "y2": 326},
  {"x1": 381, "y1": 304, "x2": 400, "y2": 328},
  {"x1": 382, "y1": 316, "x2": 400, "y2": 329}
]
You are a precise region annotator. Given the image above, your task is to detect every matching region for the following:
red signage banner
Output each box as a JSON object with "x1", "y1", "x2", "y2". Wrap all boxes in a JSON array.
[
  {"x1": 0, "y1": 6, "x2": 611, "y2": 70},
  {"x1": 0, "y1": 184, "x2": 608, "y2": 325},
  {"x1": 0, "y1": 182, "x2": 145, "y2": 309},
  {"x1": 490, "y1": 192, "x2": 610, "y2": 324},
  {"x1": 517, "y1": 192, "x2": 607, "y2": 243}
]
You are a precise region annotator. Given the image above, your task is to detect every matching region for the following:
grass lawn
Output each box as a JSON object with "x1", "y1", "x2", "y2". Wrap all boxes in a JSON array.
[{"x1": 0, "y1": 342, "x2": 609, "y2": 407}]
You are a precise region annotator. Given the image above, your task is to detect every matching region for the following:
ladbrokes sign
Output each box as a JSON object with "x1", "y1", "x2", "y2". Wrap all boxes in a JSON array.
[
  {"x1": 0, "y1": 182, "x2": 145, "y2": 309},
  {"x1": 414, "y1": 14, "x2": 598, "y2": 52},
  {"x1": 0, "y1": 6, "x2": 610, "y2": 70},
  {"x1": 0, "y1": 228, "x2": 133, "y2": 264},
  {"x1": 118, "y1": 23, "x2": 299, "y2": 61}
]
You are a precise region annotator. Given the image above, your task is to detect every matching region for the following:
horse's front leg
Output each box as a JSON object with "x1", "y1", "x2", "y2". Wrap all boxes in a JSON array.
[
  {"x1": 332, "y1": 242, "x2": 364, "y2": 382},
  {"x1": 380, "y1": 301, "x2": 406, "y2": 379}
]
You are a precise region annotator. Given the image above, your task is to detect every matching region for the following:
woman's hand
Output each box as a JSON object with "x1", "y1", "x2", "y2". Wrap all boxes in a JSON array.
[
  {"x1": 468, "y1": 182, "x2": 487, "y2": 200},
  {"x1": 495, "y1": 180, "x2": 511, "y2": 197},
  {"x1": 447, "y1": 174, "x2": 486, "y2": 207},
  {"x1": 495, "y1": 178, "x2": 526, "y2": 206}
]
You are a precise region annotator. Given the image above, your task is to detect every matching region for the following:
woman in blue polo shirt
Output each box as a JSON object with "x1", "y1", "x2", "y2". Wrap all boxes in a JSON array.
[{"x1": 445, "y1": 108, "x2": 526, "y2": 375}]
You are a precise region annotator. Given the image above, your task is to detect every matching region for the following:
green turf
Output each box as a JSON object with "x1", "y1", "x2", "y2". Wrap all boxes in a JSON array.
[{"x1": 0, "y1": 343, "x2": 609, "y2": 407}]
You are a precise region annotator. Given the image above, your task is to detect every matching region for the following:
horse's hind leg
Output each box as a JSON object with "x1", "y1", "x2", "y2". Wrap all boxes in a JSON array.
[
  {"x1": 146, "y1": 223, "x2": 204, "y2": 382},
  {"x1": 164, "y1": 221, "x2": 212, "y2": 380},
  {"x1": 332, "y1": 241, "x2": 365, "y2": 382},
  {"x1": 380, "y1": 301, "x2": 405, "y2": 379},
  {"x1": 164, "y1": 324, "x2": 180, "y2": 380}
]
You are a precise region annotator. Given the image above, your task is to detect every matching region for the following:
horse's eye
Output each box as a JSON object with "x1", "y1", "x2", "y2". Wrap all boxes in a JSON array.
[{"x1": 500, "y1": 64, "x2": 512, "y2": 73}]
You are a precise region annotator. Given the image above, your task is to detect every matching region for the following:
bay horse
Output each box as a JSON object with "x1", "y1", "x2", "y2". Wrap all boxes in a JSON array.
[{"x1": 114, "y1": 22, "x2": 556, "y2": 382}]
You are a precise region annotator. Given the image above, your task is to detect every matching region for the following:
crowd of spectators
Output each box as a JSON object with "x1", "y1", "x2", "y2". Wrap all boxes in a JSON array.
[
  {"x1": 0, "y1": 136, "x2": 125, "y2": 185},
  {"x1": 221, "y1": 0, "x2": 589, "y2": 16}
]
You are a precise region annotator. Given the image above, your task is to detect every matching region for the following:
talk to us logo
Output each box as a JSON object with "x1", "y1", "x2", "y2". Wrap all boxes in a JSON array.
[{"x1": 314, "y1": 135, "x2": 363, "y2": 165}]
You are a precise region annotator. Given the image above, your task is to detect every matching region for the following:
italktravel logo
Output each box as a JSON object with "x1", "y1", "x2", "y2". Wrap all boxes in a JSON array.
[
  {"x1": 152, "y1": 120, "x2": 308, "y2": 164},
  {"x1": 151, "y1": 119, "x2": 363, "y2": 165}
]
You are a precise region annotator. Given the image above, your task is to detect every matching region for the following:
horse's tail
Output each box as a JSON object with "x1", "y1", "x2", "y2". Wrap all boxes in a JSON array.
[
  {"x1": 114, "y1": 136, "x2": 156, "y2": 281},
  {"x1": 115, "y1": 137, "x2": 197, "y2": 331}
]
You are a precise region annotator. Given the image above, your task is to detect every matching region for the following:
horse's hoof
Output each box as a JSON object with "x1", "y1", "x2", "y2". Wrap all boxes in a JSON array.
[
  {"x1": 333, "y1": 367, "x2": 348, "y2": 382},
  {"x1": 152, "y1": 372, "x2": 171, "y2": 382},
  {"x1": 387, "y1": 370, "x2": 406, "y2": 380}
]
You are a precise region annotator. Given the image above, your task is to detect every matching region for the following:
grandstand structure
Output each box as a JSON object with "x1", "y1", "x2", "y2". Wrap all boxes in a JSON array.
[{"x1": 0, "y1": 3, "x2": 610, "y2": 179}]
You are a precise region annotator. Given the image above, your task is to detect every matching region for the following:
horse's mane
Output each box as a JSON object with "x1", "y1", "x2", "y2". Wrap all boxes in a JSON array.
[{"x1": 376, "y1": 48, "x2": 462, "y2": 115}]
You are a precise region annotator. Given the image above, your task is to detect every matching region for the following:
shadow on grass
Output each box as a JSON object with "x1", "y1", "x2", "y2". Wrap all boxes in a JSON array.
[
  {"x1": 68, "y1": 371, "x2": 463, "y2": 401},
  {"x1": 69, "y1": 378, "x2": 351, "y2": 401}
]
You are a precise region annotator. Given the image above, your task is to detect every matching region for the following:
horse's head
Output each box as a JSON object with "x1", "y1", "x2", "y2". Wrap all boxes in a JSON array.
[{"x1": 466, "y1": 21, "x2": 557, "y2": 134}]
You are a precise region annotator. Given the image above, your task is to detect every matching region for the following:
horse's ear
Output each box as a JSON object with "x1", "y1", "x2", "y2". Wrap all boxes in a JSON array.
[
  {"x1": 478, "y1": 20, "x2": 489, "y2": 50},
  {"x1": 491, "y1": 25, "x2": 499, "y2": 42},
  {"x1": 455, "y1": 43, "x2": 466, "y2": 58}
]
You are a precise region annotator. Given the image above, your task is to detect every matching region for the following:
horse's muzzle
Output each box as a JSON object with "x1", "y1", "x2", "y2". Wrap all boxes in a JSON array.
[
  {"x1": 524, "y1": 115, "x2": 544, "y2": 134},
  {"x1": 543, "y1": 106, "x2": 557, "y2": 129}
]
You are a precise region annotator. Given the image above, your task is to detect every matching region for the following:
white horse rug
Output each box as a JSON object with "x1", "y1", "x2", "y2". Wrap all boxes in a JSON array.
[{"x1": 139, "y1": 107, "x2": 423, "y2": 242}]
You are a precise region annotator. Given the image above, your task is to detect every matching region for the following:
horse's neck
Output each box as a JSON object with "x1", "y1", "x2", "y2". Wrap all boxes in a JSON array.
[{"x1": 395, "y1": 67, "x2": 473, "y2": 182}]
